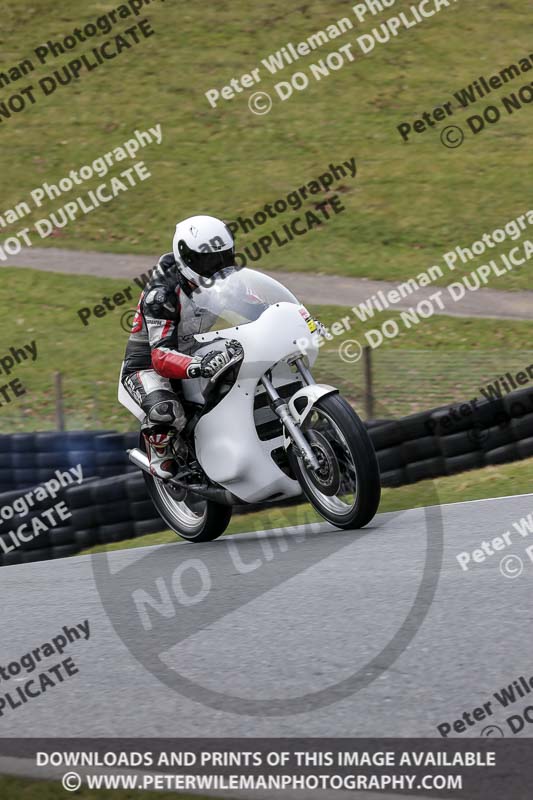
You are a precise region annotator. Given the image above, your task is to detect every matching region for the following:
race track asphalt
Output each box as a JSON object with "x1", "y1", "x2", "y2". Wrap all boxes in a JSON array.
[{"x1": 0, "y1": 493, "x2": 532, "y2": 739}]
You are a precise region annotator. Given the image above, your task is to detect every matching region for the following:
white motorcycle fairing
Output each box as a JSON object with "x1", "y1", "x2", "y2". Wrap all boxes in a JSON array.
[{"x1": 184, "y1": 302, "x2": 331, "y2": 504}]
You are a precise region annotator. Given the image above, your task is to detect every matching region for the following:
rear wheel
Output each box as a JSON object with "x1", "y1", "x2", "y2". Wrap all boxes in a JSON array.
[
  {"x1": 140, "y1": 436, "x2": 232, "y2": 543},
  {"x1": 287, "y1": 394, "x2": 381, "y2": 529}
]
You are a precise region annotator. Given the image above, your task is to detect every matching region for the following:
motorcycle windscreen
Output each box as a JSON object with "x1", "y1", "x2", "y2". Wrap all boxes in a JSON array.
[{"x1": 188, "y1": 267, "x2": 300, "y2": 331}]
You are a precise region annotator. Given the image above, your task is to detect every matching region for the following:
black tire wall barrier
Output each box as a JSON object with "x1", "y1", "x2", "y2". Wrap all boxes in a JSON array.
[
  {"x1": 374, "y1": 387, "x2": 533, "y2": 486},
  {"x1": 0, "y1": 430, "x2": 139, "y2": 494},
  {"x1": 0, "y1": 386, "x2": 532, "y2": 566}
]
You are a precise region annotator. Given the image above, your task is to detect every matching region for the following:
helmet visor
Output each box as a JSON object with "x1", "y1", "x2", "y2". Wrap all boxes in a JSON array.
[{"x1": 187, "y1": 247, "x2": 236, "y2": 278}]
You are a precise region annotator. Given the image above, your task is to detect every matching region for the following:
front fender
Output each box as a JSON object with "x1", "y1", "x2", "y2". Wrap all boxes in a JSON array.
[{"x1": 283, "y1": 384, "x2": 338, "y2": 447}]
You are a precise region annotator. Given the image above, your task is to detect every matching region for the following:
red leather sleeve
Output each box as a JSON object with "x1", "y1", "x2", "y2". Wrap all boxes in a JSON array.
[{"x1": 151, "y1": 347, "x2": 193, "y2": 379}]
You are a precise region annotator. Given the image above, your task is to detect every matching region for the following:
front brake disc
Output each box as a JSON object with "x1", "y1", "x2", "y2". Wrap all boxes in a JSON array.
[{"x1": 304, "y1": 429, "x2": 341, "y2": 497}]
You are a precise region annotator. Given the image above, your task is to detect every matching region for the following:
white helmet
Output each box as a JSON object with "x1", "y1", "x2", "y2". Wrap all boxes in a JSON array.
[{"x1": 173, "y1": 215, "x2": 235, "y2": 284}]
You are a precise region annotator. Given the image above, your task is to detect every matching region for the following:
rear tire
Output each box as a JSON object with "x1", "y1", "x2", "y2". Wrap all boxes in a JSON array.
[
  {"x1": 140, "y1": 435, "x2": 232, "y2": 543},
  {"x1": 288, "y1": 394, "x2": 381, "y2": 530}
]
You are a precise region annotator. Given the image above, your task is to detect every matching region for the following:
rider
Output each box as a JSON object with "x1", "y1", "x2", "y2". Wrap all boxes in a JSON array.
[{"x1": 121, "y1": 215, "x2": 237, "y2": 479}]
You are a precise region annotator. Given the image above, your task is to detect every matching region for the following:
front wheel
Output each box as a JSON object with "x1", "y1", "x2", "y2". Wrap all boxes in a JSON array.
[{"x1": 287, "y1": 394, "x2": 381, "y2": 530}]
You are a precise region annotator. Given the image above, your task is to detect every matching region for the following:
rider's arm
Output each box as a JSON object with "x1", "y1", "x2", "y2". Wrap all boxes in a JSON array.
[
  {"x1": 143, "y1": 282, "x2": 234, "y2": 381},
  {"x1": 143, "y1": 286, "x2": 195, "y2": 379}
]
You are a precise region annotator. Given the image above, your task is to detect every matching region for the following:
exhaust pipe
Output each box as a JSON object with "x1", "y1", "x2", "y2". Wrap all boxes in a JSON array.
[
  {"x1": 128, "y1": 448, "x2": 237, "y2": 506},
  {"x1": 185, "y1": 484, "x2": 237, "y2": 506},
  {"x1": 128, "y1": 447, "x2": 151, "y2": 473}
]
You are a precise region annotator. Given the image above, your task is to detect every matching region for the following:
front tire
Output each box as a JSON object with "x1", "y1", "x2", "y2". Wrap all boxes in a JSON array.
[{"x1": 287, "y1": 394, "x2": 381, "y2": 530}]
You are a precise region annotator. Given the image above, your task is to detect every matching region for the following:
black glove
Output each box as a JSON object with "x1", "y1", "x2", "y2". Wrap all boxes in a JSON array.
[{"x1": 187, "y1": 349, "x2": 232, "y2": 379}]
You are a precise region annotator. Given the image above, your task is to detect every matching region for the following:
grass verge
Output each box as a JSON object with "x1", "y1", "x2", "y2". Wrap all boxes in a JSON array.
[{"x1": 0, "y1": 1, "x2": 531, "y2": 290}]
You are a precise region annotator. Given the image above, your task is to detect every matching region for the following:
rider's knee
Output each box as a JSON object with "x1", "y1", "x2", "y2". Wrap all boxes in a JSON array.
[{"x1": 145, "y1": 397, "x2": 186, "y2": 432}]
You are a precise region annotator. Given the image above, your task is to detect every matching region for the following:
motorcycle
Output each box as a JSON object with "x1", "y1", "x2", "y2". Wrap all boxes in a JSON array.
[{"x1": 118, "y1": 268, "x2": 381, "y2": 542}]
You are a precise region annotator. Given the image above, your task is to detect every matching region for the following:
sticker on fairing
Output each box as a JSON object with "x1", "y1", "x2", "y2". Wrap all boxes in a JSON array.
[{"x1": 299, "y1": 305, "x2": 317, "y2": 333}]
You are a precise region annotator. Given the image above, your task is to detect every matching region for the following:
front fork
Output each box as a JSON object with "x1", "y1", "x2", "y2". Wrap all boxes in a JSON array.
[{"x1": 260, "y1": 358, "x2": 320, "y2": 471}]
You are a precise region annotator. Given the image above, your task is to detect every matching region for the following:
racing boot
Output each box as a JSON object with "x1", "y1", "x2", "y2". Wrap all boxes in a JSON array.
[{"x1": 143, "y1": 429, "x2": 179, "y2": 480}]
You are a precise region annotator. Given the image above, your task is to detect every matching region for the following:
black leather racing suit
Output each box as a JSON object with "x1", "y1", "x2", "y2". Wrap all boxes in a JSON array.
[{"x1": 121, "y1": 253, "x2": 214, "y2": 433}]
